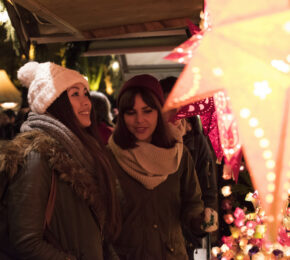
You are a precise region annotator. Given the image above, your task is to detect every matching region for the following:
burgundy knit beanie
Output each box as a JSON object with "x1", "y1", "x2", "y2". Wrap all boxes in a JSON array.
[{"x1": 117, "y1": 74, "x2": 165, "y2": 106}]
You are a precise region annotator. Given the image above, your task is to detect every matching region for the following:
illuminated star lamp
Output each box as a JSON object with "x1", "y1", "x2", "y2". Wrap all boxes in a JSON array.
[
  {"x1": 163, "y1": 0, "x2": 290, "y2": 242},
  {"x1": 0, "y1": 70, "x2": 22, "y2": 110}
]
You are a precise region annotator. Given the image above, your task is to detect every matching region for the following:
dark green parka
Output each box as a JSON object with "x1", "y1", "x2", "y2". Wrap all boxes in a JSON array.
[
  {"x1": 110, "y1": 146, "x2": 204, "y2": 260},
  {"x1": 0, "y1": 130, "x2": 106, "y2": 260}
]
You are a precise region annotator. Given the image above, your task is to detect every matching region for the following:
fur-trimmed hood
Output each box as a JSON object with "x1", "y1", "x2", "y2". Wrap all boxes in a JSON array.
[{"x1": 0, "y1": 130, "x2": 105, "y2": 224}]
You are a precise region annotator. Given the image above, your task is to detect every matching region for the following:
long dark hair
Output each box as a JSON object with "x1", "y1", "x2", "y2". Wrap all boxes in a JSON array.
[
  {"x1": 113, "y1": 87, "x2": 176, "y2": 149},
  {"x1": 47, "y1": 91, "x2": 120, "y2": 240}
]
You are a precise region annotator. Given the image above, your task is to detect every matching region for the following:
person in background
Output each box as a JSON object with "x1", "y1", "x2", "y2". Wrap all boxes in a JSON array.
[
  {"x1": 0, "y1": 61, "x2": 120, "y2": 260},
  {"x1": 160, "y1": 76, "x2": 218, "y2": 255},
  {"x1": 14, "y1": 107, "x2": 30, "y2": 134},
  {"x1": 0, "y1": 112, "x2": 9, "y2": 140},
  {"x1": 0, "y1": 109, "x2": 16, "y2": 140},
  {"x1": 108, "y1": 74, "x2": 204, "y2": 260},
  {"x1": 90, "y1": 91, "x2": 114, "y2": 145}
]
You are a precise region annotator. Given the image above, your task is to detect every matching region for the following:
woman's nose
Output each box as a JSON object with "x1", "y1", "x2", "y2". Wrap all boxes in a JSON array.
[
  {"x1": 136, "y1": 112, "x2": 144, "y2": 123},
  {"x1": 81, "y1": 95, "x2": 90, "y2": 106}
]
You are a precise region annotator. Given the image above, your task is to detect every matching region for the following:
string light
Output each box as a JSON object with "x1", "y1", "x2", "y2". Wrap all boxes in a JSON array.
[
  {"x1": 224, "y1": 214, "x2": 234, "y2": 224},
  {"x1": 211, "y1": 247, "x2": 221, "y2": 257},
  {"x1": 240, "y1": 108, "x2": 251, "y2": 118},
  {"x1": 266, "y1": 172, "x2": 276, "y2": 182},
  {"x1": 253, "y1": 81, "x2": 272, "y2": 100},
  {"x1": 254, "y1": 128, "x2": 264, "y2": 138},
  {"x1": 283, "y1": 20, "x2": 290, "y2": 33},
  {"x1": 259, "y1": 138, "x2": 269, "y2": 148},
  {"x1": 249, "y1": 118, "x2": 259, "y2": 127},
  {"x1": 221, "y1": 185, "x2": 232, "y2": 197},
  {"x1": 178, "y1": 57, "x2": 185, "y2": 63},
  {"x1": 216, "y1": 191, "x2": 289, "y2": 259},
  {"x1": 262, "y1": 150, "x2": 272, "y2": 159},
  {"x1": 266, "y1": 194, "x2": 274, "y2": 203},
  {"x1": 221, "y1": 244, "x2": 230, "y2": 253},
  {"x1": 265, "y1": 160, "x2": 275, "y2": 169},
  {"x1": 267, "y1": 183, "x2": 275, "y2": 192},
  {"x1": 212, "y1": 67, "x2": 224, "y2": 76},
  {"x1": 271, "y1": 59, "x2": 290, "y2": 73}
]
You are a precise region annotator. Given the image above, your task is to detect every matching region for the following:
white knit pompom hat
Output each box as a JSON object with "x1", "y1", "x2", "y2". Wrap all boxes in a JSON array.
[{"x1": 17, "y1": 61, "x2": 89, "y2": 114}]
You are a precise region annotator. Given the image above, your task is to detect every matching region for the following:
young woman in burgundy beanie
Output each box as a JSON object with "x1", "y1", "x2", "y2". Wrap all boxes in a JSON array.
[{"x1": 108, "y1": 74, "x2": 204, "y2": 260}]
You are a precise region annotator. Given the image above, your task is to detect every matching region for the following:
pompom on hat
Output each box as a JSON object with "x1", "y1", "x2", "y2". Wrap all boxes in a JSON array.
[
  {"x1": 117, "y1": 74, "x2": 164, "y2": 106},
  {"x1": 17, "y1": 61, "x2": 89, "y2": 114}
]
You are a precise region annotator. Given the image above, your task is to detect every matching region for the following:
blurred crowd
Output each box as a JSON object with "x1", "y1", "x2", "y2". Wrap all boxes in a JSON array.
[{"x1": 0, "y1": 108, "x2": 29, "y2": 143}]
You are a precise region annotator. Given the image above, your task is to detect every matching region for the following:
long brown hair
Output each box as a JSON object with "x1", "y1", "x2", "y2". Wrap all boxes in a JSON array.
[
  {"x1": 47, "y1": 91, "x2": 120, "y2": 240},
  {"x1": 113, "y1": 87, "x2": 176, "y2": 149}
]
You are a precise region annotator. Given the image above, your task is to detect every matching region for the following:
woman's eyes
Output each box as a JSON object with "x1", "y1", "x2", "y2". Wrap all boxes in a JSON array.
[
  {"x1": 71, "y1": 91, "x2": 89, "y2": 97},
  {"x1": 144, "y1": 109, "x2": 153, "y2": 114},
  {"x1": 125, "y1": 110, "x2": 135, "y2": 115},
  {"x1": 125, "y1": 109, "x2": 153, "y2": 115}
]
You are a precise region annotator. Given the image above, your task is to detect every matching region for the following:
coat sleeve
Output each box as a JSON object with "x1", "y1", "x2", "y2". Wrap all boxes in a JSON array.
[
  {"x1": 184, "y1": 133, "x2": 218, "y2": 211},
  {"x1": 179, "y1": 147, "x2": 205, "y2": 235},
  {"x1": 7, "y1": 151, "x2": 76, "y2": 260}
]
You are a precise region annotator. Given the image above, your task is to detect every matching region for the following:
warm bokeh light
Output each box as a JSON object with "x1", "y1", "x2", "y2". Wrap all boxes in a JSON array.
[
  {"x1": 0, "y1": 10, "x2": 9, "y2": 23},
  {"x1": 271, "y1": 59, "x2": 290, "y2": 73},
  {"x1": 0, "y1": 102, "x2": 18, "y2": 109},
  {"x1": 253, "y1": 81, "x2": 272, "y2": 100},
  {"x1": 0, "y1": 70, "x2": 22, "y2": 109},
  {"x1": 262, "y1": 150, "x2": 272, "y2": 159},
  {"x1": 283, "y1": 20, "x2": 290, "y2": 32},
  {"x1": 221, "y1": 185, "x2": 232, "y2": 197},
  {"x1": 249, "y1": 118, "x2": 259, "y2": 127},
  {"x1": 267, "y1": 183, "x2": 275, "y2": 192},
  {"x1": 212, "y1": 67, "x2": 224, "y2": 76},
  {"x1": 240, "y1": 108, "x2": 251, "y2": 118},
  {"x1": 111, "y1": 61, "x2": 120, "y2": 72},
  {"x1": 254, "y1": 128, "x2": 264, "y2": 138},
  {"x1": 266, "y1": 172, "x2": 276, "y2": 182}
]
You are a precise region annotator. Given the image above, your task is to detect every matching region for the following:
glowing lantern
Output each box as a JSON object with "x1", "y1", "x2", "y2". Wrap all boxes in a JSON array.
[
  {"x1": 163, "y1": 0, "x2": 290, "y2": 242},
  {"x1": 0, "y1": 70, "x2": 21, "y2": 110}
]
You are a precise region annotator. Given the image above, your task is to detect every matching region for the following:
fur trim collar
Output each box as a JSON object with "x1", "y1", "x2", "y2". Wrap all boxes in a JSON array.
[{"x1": 0, "y1": 130, "x2": 105, "y2": 223}]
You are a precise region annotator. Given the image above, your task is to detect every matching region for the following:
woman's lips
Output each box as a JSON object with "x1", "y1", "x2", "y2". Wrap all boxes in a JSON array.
[
  {"x1": 135, "y1": 127, "x2": 147, "y2": 133},
  {"x1": 79, "y1": 111, "x2": 90, "y2": 115}
]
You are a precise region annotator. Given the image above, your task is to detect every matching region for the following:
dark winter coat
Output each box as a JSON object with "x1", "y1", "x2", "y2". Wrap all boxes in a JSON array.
[
  {"x1": 110, "y1": 146, "x2": 204, "y2": 260},
  {"x1": 0, "y1": 130, "x2": 106, "y2": 260},
  {"x1": 183, "y1": 131, "x2": 218, "y2": 211}
]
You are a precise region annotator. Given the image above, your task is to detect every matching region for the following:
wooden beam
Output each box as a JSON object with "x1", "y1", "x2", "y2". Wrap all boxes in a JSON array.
[
  {"x1": 82, "y1": 45, "x2": 180, "y2": 56},
  {"x1": 12, "y1": 0, "x2": 84, "y2": 37}
]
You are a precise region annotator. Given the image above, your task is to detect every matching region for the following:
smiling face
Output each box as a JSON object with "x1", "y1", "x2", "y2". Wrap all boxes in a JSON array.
[
  {"x1": 67, "y1": 83, "x2": 92, "y2": 128},
  {"x1": 124, "y1": 94, "x2": 158, "y2": 143}
]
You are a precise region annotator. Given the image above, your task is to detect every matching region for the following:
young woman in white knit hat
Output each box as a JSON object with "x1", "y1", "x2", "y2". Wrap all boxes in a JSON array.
[
  {"x1": 108, "y1": 74, "x2": 204, "y2": 260},
  {"x1": 0, "y1": 61, "x2": 120, "y2": 260}
]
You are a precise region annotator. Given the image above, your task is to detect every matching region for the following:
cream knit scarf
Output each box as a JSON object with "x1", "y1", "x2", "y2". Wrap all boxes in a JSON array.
[{"x1": 108, "y1": 120, "x2": 186, "y2": 190}]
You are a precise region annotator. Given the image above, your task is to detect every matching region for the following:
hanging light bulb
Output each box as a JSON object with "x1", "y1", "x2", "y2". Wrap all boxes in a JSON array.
[
  {"x1": 29, "y1": 43, "x2": 35, "y2": 61},
  {"x1": 221, "y1": 185, "x2": 232, "y2": 197},
  {"x1": 111, "y1": 60, "x2": 120, "y2": 72}
]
